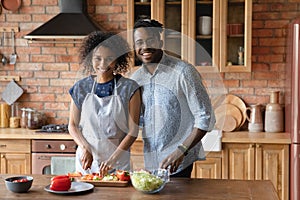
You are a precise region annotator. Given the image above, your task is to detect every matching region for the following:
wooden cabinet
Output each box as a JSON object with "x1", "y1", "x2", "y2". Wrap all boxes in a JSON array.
[
  {"x1": 191, "y1": 152, "x2": 222, "y2": 179},
  {"x1": 130, "y1": 139, "x2": 144, "y2": 170},
  {"x1": 0, "y1": 140, "x2": 31, "y2": 174},
  {"x1": 127, "y1": 0, "x2": 252, "y2": 72},
  {"x1": 222, "y1": 143, "x2": 289, "y2": 200}
]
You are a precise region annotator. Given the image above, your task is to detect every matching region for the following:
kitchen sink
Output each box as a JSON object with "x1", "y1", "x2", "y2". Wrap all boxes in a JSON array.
[{"x1": 201, "y1": 130, "x2": 222, "y2": 152}]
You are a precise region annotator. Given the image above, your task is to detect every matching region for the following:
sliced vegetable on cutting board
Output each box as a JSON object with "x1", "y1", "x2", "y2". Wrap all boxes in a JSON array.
[{"x1": 1, "y1": 80, "x2": 24, "y2": 105}]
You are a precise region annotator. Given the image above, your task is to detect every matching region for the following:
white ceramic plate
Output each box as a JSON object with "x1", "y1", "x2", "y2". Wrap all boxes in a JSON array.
[{"x1": 44, "y1": 182, "x2": 94, "y2": 195}]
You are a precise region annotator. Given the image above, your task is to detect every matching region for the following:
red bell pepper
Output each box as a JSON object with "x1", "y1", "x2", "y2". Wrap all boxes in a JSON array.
[
  {"x1": 50, "y1": 175, "x2": 71, "y2": 191},
  {"x1": 116, "y1": 170, "x2": 130, "y2": 181}
]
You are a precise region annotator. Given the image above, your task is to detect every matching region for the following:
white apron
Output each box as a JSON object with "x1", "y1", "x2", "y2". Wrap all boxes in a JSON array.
[{"x1": 76, "y1": 78, "x2": 130, "y2": 174}]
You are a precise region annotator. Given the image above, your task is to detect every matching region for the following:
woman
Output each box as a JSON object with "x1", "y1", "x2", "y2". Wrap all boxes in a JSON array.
[{"x1": 68, "y1": 31, "x2": 141, "y2": 175}]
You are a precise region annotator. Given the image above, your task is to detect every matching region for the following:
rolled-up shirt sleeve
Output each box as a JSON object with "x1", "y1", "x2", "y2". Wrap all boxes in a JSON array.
[{"x1": 180, "y1": 65, "x2": 216, "y2": 131}]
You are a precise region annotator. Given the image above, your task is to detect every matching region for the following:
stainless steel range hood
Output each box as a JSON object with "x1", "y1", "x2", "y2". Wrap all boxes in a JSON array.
[{"x1": 24, "y1": 0, "x2": 104, "y2": 40}]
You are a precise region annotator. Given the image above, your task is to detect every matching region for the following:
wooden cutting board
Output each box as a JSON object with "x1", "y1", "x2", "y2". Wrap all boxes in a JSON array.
[
  {"x1": 214, "y1": 103, "x2": 243, "y2": 131},
  {"x1": 212, "y1": 94, "x2": 246, "y2": 128},
  {"x1": 76, "y1": 179, "x2": 129, "y2": 187}
]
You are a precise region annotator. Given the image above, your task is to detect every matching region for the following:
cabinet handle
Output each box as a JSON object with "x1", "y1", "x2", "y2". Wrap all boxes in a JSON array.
[
  {"x1": 0, "y1": 144, "x2": 7, "y2": 148},
  {"x1": 250, "y1": 144, "x2": 255, "y2": 148},
  {"x1": 256, "y1": 144, "x2": 261, "y2": 148},
  {"x1": 1, "y1": 155, "x2": 5, "y2": 158}
]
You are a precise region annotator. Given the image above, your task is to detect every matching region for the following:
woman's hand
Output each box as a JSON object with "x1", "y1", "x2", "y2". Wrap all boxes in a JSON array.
[
  {"x1": 99, "y1": 161, "x2": 113, "y2": 177},
  {"x1": 160, "y1": 149, "x2": 184, "y2": 173},
  {"x1": 81, "y1": 148, "x2": 93, "y2": 170}
]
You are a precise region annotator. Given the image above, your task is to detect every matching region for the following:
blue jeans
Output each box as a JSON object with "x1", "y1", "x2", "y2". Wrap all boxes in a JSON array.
[{"x1": 170, "y1": 164, "x2": 193, "y2": 178}]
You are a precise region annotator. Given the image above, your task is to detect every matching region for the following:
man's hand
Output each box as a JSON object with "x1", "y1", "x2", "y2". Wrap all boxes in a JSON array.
[{"x1": 160, "y1": 149, "x2": 184, "y2": 173}]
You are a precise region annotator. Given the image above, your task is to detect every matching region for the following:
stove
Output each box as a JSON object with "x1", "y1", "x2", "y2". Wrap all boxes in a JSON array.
[{"x1": 36, "y1": 124, "x2": 69, "y2": 133}]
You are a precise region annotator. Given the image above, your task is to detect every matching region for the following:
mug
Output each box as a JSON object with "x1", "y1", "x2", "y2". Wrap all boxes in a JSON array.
[{"x1": 198, "y1": 16, "x2": 212, "y2": 35}]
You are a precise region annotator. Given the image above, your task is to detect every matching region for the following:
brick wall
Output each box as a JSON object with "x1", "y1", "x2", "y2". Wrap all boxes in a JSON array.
[{"x1": 0, "y1": 0, "x2": 299, "y2": 124}]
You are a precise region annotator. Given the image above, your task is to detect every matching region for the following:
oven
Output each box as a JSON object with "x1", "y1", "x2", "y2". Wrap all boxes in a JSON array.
[{"x1": 31, "y1": 139, "x2": 77, "y2": 175}]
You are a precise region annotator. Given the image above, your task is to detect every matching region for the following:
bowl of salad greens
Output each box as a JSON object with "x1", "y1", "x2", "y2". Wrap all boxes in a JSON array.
[{"x1": 130, "y1": 169, "x2": 169, "y2": 194}]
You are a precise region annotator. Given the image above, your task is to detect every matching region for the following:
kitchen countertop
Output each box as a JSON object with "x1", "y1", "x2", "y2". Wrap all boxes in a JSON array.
[
  {"x1": 0, "y1": 174, "x2": 280, "y2": 200},
  {"x1": 0, "y1": 128, "x2": 291, "y2": 144},
  {"x1": 222, "y1": 131, "x2": 291, "y2": 144},
  {"x1": 0, "y1": 128, "x2": 73, "y2": 140}
]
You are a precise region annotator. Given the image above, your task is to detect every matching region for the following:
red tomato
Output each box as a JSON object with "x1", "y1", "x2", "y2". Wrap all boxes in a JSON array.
[
  {"x1": 50, "y1": 175, "x2": 71, "y2": 191},
  {"x1": 116, "y1": 170, "x2": 130, "y2": 181},
  {"x1": 13, "y1": 178, "x2": 28, "y2": 183}
]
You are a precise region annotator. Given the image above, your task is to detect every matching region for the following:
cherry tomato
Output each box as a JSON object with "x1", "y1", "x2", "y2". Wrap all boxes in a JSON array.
[{"x1": 13, "y1": 178, "x2": 28, "y2": 183}]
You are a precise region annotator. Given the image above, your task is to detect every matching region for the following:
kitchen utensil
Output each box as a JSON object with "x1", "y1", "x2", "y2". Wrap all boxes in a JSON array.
[
  {"x1": 9, "y1": 30, "x2": 17, "y2": 65},
  {"x1": 212, "y1": 94, "x2": 247, "y2": 128},
  {"x1": 44, "y1": 182, "x2": 94, "y2": 195},
  {"x1": 5, "y1": 176, "x2": 33, "y2": 193},
  {"x1": 246, "y1": 104, "x2": 263, "y2": 124},
  {"x1": 1, "y1": 32, "x2": 7, "y2": 65},
  {"x1": 1, "y1": 80, "x2": 24, "y2": 105},
  {"x1": 1, "y1": 0, "x2": 21, "y2": 11},
  {"x1": 214, "y1": 103, "x2": 243, "y2": 131},
  {"x1": 246, "y1": 104, "x2": 263, "y2": 132},
  {"x1": 216, "y1": 115, "x2": 237, "y2": 132}
]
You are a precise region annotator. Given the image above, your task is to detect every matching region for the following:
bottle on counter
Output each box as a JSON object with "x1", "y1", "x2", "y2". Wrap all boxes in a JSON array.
[
  {"x1": 9, "y1": 102, "x2": 20, "y2": 128},
  {"x1": 264, "y1": 91, "x2": 284, "y2": 132}
]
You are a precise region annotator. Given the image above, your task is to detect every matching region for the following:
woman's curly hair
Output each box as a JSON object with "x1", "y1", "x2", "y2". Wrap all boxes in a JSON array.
[{"x1": 79, "y1": 31, "x2": 132, "y2": 74}]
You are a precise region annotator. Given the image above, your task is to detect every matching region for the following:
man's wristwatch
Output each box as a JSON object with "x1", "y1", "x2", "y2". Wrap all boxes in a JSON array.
[{"x1": 177, "y1": 144, "x2": 189, "y2": 156}]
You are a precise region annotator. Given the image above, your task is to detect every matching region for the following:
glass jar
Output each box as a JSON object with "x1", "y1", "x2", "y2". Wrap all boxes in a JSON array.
[
  {"x1": 20, "y1": 108, "x2": 28, "y2": 128},
  {"x1": 27, "y1": 109, "x2": 44, "y2": 129},
  {"x1": 9, "y1": 103, "x2": 20, "y2": 128}
]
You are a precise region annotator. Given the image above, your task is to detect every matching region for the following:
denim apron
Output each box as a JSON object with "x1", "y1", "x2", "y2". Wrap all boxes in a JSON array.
[{"x1": 75, "y1": 78, "x2": 130, "y2": 174}]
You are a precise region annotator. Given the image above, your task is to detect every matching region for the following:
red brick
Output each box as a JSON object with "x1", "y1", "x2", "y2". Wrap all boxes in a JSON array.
[
  {"x1": 30, "y1": 93, "x2": 56, "y2": 102},
  {"x1": 44, "y1": 63, "x2": 69, "y2": 71},
  {"x1": 40, "y1": 86, "x2": 64, "y2": 94},
  {"x1": 96, "y1": 6, "x2": 122, "y2": 14},
  {"x1": 44, "y1": 102, "x2": 69, "y2": 110},
  {"x1": 242, "y1": 80, "x2": 268, "y2": 88},
  {"x1": 26, "y1": 79, "x2": 49, "y2": 86},
  {"x1": 31, "y1": 55, "x2": 55, "y2": 63},
  {"x1": 34, "y1": 71, "x2": 59, "y2": 78}
]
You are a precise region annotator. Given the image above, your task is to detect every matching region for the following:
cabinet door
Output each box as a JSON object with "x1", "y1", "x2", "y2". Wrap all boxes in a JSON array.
[
  {"x1": 161, "y1": 0, "x2": 184, "y2": 59},
  {"x1": 222, "y1": 143, "x2": 255, "y2": 180},
  {"x1": 187, "y1": 0, "x2": 220, "y2": 73},
  {"x1": 219, "y1": 0, "x2": 252, "y2": 72},
  {"x1": 191, "y1": 157, "x2": 221, "y2": 179},
  {"x1": 1, "y1": 153, "x2": 31, "y2": 174},
  {"x1": 256, "y1": 144, "x2": 289, "y2": 200}
]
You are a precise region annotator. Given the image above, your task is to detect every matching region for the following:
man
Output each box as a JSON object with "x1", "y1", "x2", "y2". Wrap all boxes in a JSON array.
[{"x1": 130, "y1": 19, "x2": 215, "y2": 177}]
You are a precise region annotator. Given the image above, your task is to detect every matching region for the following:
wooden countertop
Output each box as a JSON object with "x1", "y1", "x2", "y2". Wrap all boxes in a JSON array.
[
  {"x1": 222, "y1": 131, "x2": 291, "y2": 144},
  {"x1": 0, "y1": 174, "x2": 279, "y2": 200},
  {"x1": 0, "y1": 128, "x2": 292, "y2": 144},
  {"x1": 0, "y1": 128, "x2": 72, "y2": 140}
]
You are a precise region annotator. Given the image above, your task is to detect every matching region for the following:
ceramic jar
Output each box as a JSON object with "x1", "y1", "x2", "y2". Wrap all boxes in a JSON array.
[
  {"x1": 198, "y1": 16, "x2": 212, "y2": 35},
  {"x1": 264, "y1": 91, "x2": 284, "y2": 132},
  {"x1": 246, "y1": 104, "x2": 263, "y2": 132}
]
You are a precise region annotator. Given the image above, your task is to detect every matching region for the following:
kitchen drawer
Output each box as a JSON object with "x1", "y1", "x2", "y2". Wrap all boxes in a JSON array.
[{"x1": 0, "y1": 139, "x2": 31, "y2": 153}]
